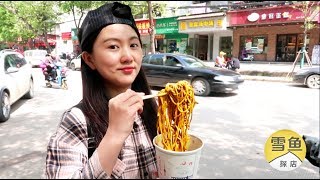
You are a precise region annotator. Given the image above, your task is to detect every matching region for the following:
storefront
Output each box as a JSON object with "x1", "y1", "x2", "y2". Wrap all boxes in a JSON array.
[
  {"x1": 155, "y1": 17, "x2": 188, "y2": 54},
  {"x1": 227, "y1": 5, "x2": 319, "y2": 62},
  {"x1": 178, "y1": 12, "x2": 233, "y2": 61},
  {"x1": 135, "y1": 19, "x2": 155, "y2": 55}
]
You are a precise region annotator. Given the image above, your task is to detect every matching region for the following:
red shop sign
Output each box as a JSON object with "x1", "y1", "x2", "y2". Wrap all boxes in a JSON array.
[
  {"x1": 61, "y1": 32, "x2": 71, "y2": 40},
  {"x1": 135, "y1": 19, "x2": 156, "y2": 35},
  {"x1": 227, "y1": 5, "x2": 319, "y2": 26}
]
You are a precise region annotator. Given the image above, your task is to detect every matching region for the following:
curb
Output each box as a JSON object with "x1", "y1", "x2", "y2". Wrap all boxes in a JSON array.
[
  {"x1": 242, "y1": 75, "x2": 293, "y2": 83},
  {"x1": 240, "y1": 71, "x2": 290, "y2": 77}
]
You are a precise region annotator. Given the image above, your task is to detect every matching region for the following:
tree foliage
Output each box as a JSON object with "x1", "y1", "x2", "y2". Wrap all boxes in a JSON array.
[
  {"x1": 0, "y1": 6, "x2": 19, "y2": 42},
  {"x1": 0, "y1": 1, "x2": 167, "y2": 46},
  {"x1": 0, "y1": 1, "x2": 62, "y2": 51},
  {"x1": 57, "y1": 1, "x2": 106, "y2": 30},
  {"x1": 292, "y1": 1, "x2": 319, "y2": 31},
  {"x1": 58, "y1": 1, "x2": 166, "y2": 32}
]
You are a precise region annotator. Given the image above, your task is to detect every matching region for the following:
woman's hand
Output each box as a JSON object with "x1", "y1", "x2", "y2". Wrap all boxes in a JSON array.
[{"x1": 107, "y1": 89, "x2": 144, "y2": 140}]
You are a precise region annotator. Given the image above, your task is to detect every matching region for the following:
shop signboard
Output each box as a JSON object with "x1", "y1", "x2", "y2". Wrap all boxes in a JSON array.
[
  {"x1": 227, "y1": 5, "x2": 319, "y2": 26},
  {"x1": 179, "y1": 16, "x2": 226, "y2": 33},
  {"x1": 155, "y1": 17, "x2": 179, "y2": 34},
  {"x1": 61, "y1": 32, "x2": 71, "y2": 41},
  {"x1": 135, "y1": 19, "x2": 156, "y2": 35}
]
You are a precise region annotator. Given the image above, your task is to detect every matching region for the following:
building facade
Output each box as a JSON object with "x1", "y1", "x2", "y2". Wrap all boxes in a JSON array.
[
  {"x1": 178, "y1": 12, "x2": 233, "y2": 61},
  {"x1": 227, "y1": 4, "x2": 320, "y2": 62}
]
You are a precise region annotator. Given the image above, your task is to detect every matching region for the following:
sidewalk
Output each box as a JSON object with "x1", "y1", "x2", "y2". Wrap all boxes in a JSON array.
[{"x1": 203, "y1": 61, "x2": 305, "y2": 82}]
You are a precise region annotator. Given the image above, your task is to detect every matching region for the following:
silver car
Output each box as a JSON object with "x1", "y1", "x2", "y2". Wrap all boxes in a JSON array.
[{"x1": 0, "y1": 49, "x2": 34, "y2": 122}]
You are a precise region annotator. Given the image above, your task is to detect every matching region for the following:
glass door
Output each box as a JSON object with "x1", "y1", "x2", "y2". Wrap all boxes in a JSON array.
[
  {"x1": 286, "y1": 34, "x2": 297, "y2": 62},
  {"x1": 276, "y1": 34, "x2": 297, "y2": 62}
]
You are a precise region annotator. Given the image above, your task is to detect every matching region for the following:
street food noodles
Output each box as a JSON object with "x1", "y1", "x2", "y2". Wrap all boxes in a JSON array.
[{"x1": 156, "y1": 80, "x2": 196, "y2": 152}]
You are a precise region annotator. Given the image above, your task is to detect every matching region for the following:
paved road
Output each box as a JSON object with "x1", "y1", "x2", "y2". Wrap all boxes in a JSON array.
[
  {"x1": 190, "y1": 81, "x2": 319, "y2": 178},
  {"x1": 0, "y1": 68, "x2": 318, "y2": 178}
]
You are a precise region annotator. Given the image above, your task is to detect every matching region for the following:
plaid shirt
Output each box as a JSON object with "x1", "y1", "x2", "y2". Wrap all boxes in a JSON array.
[{"x1": 45, "y1": 107, "x2": 158, "y2": 179}]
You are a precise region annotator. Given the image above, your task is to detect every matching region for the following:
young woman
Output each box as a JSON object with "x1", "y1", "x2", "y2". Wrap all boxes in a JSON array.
[{"x1": 45, "y1": 2, "x2": 158, "y2": 179}]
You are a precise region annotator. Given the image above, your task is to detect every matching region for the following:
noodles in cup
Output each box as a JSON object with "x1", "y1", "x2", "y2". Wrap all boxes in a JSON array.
[{"x1": 156, "y1": 80, "x2": 196, "y2": 152}]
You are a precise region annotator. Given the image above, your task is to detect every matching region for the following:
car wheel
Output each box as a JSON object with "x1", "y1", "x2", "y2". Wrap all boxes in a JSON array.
[
  {"x1": 306, "y1": 74, "x2": 320, "y2": 89},
  {"x1": 191, "y1": 78, "x2": 210, "y2": 96},
  {"x1": 23, "y1": 79, "x2": 34, "y2": 99},
  {"x1": 0, "y1": 91, "x2": 11, "y2": 122},
  {"x1": 71, "y1": 63, "x2": 76, "y2": 71}
]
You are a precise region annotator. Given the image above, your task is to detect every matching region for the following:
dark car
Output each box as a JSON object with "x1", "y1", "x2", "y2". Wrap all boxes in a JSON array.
[
  {"x1": 292, "y1": 65, "x2": 320, "y2": 89},
  {"x1": 141, "y1": 53, "x2": 244, "y2": 96}
]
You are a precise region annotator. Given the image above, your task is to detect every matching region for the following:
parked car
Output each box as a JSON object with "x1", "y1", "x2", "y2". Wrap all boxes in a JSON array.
[
  {"x1": 24, "y1": 49, "x2": 47, "y2": 67},
  {"x1": 141, "y1": 53, "x2": 244, "y2": 96},
  {"x1": 0, "y1": 49, "x2": 34, "y2": 122},
  {"x1": 292, "y1": 65, "x2": 320, "y2": 89},
  {"x1": 69, "y1": 54, "x2": 81, "y2": 71}
]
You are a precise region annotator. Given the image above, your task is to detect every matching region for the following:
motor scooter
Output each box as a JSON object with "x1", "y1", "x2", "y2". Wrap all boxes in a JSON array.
[
  {"x1": 43, "y1": 63, "x2": 68, "y2": 90},
  {"x1": 240, "y1": 49, "x2": 254, "y2": 61}
]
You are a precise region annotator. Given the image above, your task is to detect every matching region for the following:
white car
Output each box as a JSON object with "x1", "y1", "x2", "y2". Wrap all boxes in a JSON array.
[
  {"x1": 69, "y1": 54, "x2": 81, "y2": 71},
  {"x1": 24, "y1": 49, "x2": 47, "y2": 67},
  {"x1": 0, "y1": 49, "x2": 34, "y2": 122}
]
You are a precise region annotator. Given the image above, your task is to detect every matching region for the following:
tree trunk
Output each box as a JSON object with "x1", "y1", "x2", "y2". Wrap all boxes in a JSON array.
[
  {"x1": 147, "y1": 1, "x2": 155, "y2": 54},
  {"x1": 43, "y1": 26, "x2": 52, "y2": 53}
]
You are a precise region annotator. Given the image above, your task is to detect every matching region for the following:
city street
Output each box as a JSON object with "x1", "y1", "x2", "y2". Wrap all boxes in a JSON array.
[{"x1": 0, "y1": 68, "x2": 319, "y2": 179}]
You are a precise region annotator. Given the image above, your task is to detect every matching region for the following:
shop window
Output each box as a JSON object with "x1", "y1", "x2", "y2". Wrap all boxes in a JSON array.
[
  {"x1": 240, "y1": 35, "x2": 268, "y2": 54},
  {"x1": 276, "y1": 34, "x2": 309, "y2": 62}
]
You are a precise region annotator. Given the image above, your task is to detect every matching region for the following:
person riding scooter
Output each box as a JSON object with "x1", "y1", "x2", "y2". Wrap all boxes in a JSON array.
[{"x1": 40, "y1": 54, "x2": 57, "y2": 82}]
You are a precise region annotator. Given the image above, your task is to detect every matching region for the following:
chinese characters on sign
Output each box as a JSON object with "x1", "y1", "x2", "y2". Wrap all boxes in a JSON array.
[
  {"x1": 156, "y1": 21, "x2": 178, "y2": 28},
  {"x1": 249, "y1": 11, "x2": 290, "y2": 22},
  {"x1": 136, "y1": 20, "x2": 153, "y2": 35},
  {"x1": 180, "y1": 19, "x2": 223, "y2": 30},
  {"x1": 264, "y1": 129, "x2": 306, "y2": 171},
  {"x1": 271, "y1": 136, "x2": 302, "y2": 151}
]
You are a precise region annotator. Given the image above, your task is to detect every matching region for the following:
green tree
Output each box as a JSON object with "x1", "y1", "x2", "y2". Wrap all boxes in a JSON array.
[
  {"x1": 57, "y1": 1, "x2": 166, "y2": 32},
  {"x1": 292, "y1": 1, "x2": 319, "y2": 68},
  {"x1": 0, "y1": 1, "x2": 61, "y2": 52},
  {"x1": 0, "y1": 6, "x2": 19, "y2": 43},
  {"x1": 58, "y1": 1, "x2": 105, "y2": 31}
]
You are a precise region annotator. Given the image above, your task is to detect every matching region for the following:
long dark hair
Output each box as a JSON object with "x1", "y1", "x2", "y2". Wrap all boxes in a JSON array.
[{"x1": 77, "y1": 27, "x2": 158, "y2": 146}]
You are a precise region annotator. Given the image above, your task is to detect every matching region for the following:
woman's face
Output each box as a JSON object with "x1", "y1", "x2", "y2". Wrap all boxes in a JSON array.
[{"x1": 85, "y1": 24, "x2": 143, "y2": 92}]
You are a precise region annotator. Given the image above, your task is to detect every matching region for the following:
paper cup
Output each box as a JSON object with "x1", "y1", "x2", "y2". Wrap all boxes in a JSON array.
[{"x1": 153, "y1": 134, "x2": 204, "y2": 179}]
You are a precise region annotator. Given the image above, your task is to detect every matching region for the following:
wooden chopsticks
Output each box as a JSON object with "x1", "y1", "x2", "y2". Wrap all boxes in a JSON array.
[{"x1": 142, "y1": 93, "x2": 167, "y2": 100}]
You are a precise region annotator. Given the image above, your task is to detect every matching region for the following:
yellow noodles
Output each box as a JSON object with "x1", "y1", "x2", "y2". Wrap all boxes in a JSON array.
[{"x1": 156, "y1": 80, "x2": 196, "y2": 152}]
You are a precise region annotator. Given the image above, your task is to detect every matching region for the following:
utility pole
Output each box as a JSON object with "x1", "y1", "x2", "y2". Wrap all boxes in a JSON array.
[{"x1": 147, "y1": 1, "x2": 155, "y2": 54}]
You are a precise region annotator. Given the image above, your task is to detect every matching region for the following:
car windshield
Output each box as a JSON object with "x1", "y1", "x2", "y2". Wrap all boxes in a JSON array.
[{"x1": 180, "y1": 55, "x2": 206, "y2": 67}]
